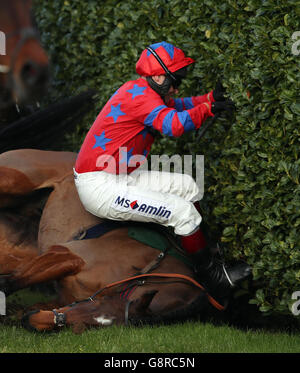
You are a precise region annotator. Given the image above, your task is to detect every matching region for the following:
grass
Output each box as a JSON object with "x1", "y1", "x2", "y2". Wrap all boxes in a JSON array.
[
  {"x1": 1, "y1": 288, "x2": 300, "y2": 353},
  {"x1": 1, "y1": 321, "x2": 300, "y2": 353}
]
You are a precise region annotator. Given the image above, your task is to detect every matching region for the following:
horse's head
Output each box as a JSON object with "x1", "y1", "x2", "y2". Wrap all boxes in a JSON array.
[
  {"x1": 0, "y1": 0, "x2": 49, "y2": 109},
  {"x1": 22, "y1": 291, "x2": 158, "y2": 333}
]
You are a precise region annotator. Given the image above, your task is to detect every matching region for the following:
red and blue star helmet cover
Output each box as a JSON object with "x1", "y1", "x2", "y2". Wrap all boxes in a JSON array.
[{"x1": 136, "y1": 41, "x2": 195, "y2": 77}]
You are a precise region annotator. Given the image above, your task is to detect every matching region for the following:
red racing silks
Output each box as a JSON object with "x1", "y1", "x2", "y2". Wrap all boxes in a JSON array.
[
  {"x1": 168, "y1": 91, "x2": 215, "y2": 111},
  {"x1": 75, "y1": 77, "x2": 214, "y2": 175}
]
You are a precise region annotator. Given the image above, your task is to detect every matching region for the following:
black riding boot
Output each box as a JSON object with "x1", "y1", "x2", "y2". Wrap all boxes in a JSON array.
[{"x1": 191, "y1": 248, "x2": 251, "y2": 306}]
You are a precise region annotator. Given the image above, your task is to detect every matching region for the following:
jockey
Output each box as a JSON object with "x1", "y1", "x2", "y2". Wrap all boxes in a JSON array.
[{"x1": 74, "y1": 41, "x2": 250, "y2": 305}]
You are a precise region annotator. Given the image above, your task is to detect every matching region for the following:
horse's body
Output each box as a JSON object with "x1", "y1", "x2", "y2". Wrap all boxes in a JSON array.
[
  {"x1": 0, "y1": 149, "x2": 217, "y2": 331},
  {"x1": 0, "y1": 0, "x2": 49, "y2": 117}
]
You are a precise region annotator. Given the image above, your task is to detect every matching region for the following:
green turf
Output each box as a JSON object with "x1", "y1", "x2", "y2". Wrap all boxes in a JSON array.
[
  {"x1": 1, "y1": 321, "x2": 300, "y2": 353},
  {"x1": 1, "y1": 289, "x2": 300, "y2": 353}
]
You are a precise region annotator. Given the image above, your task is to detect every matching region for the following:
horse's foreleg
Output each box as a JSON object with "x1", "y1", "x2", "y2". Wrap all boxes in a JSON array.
[{"x1": 1, "y1": 245, "x2": 85, "y2": 295}]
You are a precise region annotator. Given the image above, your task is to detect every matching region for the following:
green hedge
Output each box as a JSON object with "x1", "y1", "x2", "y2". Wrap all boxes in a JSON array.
[{"x1": 33, "y1": 0, "x2": 299, "y2": 319}]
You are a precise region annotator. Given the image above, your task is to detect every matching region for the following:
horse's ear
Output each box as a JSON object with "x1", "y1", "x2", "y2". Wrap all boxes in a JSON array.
[{"x1": 133, "y1": 290, "x2": 158, "y2": 313}]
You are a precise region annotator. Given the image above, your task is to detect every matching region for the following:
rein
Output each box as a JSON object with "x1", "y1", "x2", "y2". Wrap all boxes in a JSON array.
[{"x1": 51, "y1": 272, "x2": 225, "y2": 328}]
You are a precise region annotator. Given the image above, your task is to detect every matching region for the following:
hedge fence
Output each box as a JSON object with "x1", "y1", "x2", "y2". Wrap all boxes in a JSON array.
[{"x1": 33, "y1": 0, "x2": 299, "y2": 320}]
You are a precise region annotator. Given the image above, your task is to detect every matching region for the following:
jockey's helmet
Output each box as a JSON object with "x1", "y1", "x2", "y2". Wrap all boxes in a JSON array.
[{"x1": 136, "y1": 41, "x2": 195, "y2": 97}]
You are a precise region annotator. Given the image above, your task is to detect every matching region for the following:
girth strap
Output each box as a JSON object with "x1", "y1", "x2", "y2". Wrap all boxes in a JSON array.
[{"x1": 73, "y1": 220, "x2": 126, "y2": 240}]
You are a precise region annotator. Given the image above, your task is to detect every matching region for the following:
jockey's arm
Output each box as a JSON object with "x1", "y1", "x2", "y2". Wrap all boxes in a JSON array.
[
  {"x1": 167, "y1": 90, "x2": 215, "y2": 111},
  {"x1": 141, "y1": 94, "x2": 215, "y2": 137}
]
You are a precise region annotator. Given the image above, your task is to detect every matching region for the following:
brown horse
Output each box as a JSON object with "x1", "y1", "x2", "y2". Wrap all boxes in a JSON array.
[
  {"x1": 0, "y1": 0, "x2": 49, "y2": 113},
  {"x1": 0, "y1": 149, "x2": 247, "y2": 332}
]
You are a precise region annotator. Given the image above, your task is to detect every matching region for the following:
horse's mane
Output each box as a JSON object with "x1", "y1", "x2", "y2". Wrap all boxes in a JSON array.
[{"x1": 0, "y1": 89, "x2": 97, "y2": 153}]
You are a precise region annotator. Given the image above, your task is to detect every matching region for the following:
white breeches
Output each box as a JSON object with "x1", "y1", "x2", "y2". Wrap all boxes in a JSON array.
[{"x1": 74, "y1": 168, "x2": 202, "y2": 236}]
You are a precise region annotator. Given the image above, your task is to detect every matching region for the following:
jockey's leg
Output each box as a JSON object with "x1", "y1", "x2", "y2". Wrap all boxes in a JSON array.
[
  {"x1": 74, "y1": 170, "x2": 251, "y2": 306},
  {"x1": 128, "y1": 169, "x2": 207, "y2": 252},
  {"x1": 74, "y1": 170, "x2": 202, "y2": 237},
  {"x1": 128, "y1": 169, "x2": 200, "y2": 202},
  {"x1": 180, "y1": 227, "x2": 207, "y2": 253},
  {"x1": 127, "y1": 170, "x2": 252, "y2": 304}
]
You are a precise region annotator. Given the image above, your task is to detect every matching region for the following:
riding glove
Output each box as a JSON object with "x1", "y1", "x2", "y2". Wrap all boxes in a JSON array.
[
  {"x1": 212, "y1": 81, "x2": 226, "y2": 102},
  {"x1": 211, "y1": 100, "x2": 235, "y2": 115}
]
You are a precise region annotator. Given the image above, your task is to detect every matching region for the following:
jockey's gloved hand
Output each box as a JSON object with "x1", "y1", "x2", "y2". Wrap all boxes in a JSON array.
[
  {"x1": 213, "y1": 81, "x2": 226, "y2": 102},
  {"x1": 211, "y1": 100, "x2": 235, "y2": 115}
]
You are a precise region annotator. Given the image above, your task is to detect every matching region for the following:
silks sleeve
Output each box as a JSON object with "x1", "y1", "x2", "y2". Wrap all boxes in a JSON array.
[
  {"x1": 142, "y1": 101, "x2": 214, "y2": 137},
  {"x1": 168, "y1": 91, "x2": 215, "y2": 111}
]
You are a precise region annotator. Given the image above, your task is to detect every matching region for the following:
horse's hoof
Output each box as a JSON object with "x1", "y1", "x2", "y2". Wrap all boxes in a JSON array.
[{"x1": 227, "y1": 262, "x2": 252, "y2": 286}]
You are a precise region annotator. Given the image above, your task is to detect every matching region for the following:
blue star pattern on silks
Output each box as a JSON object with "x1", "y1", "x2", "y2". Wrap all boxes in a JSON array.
[
  {"x1": 119, "y1": 148, "x2": 134, "y2": 165},
  {"x1": 127, "y1": 84, "x2": 147, "y2": 99},
  {"x1": 92, "y1": 130, "x2": 112, "y2": 150},
  {"x1": 106, "y1": 103, "x2": 126, "y2": 123}
]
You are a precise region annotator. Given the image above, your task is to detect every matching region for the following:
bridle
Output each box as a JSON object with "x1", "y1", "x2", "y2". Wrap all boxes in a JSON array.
[{"x1": 51, "y1": 272, "x2": 226, "y2": 329}]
